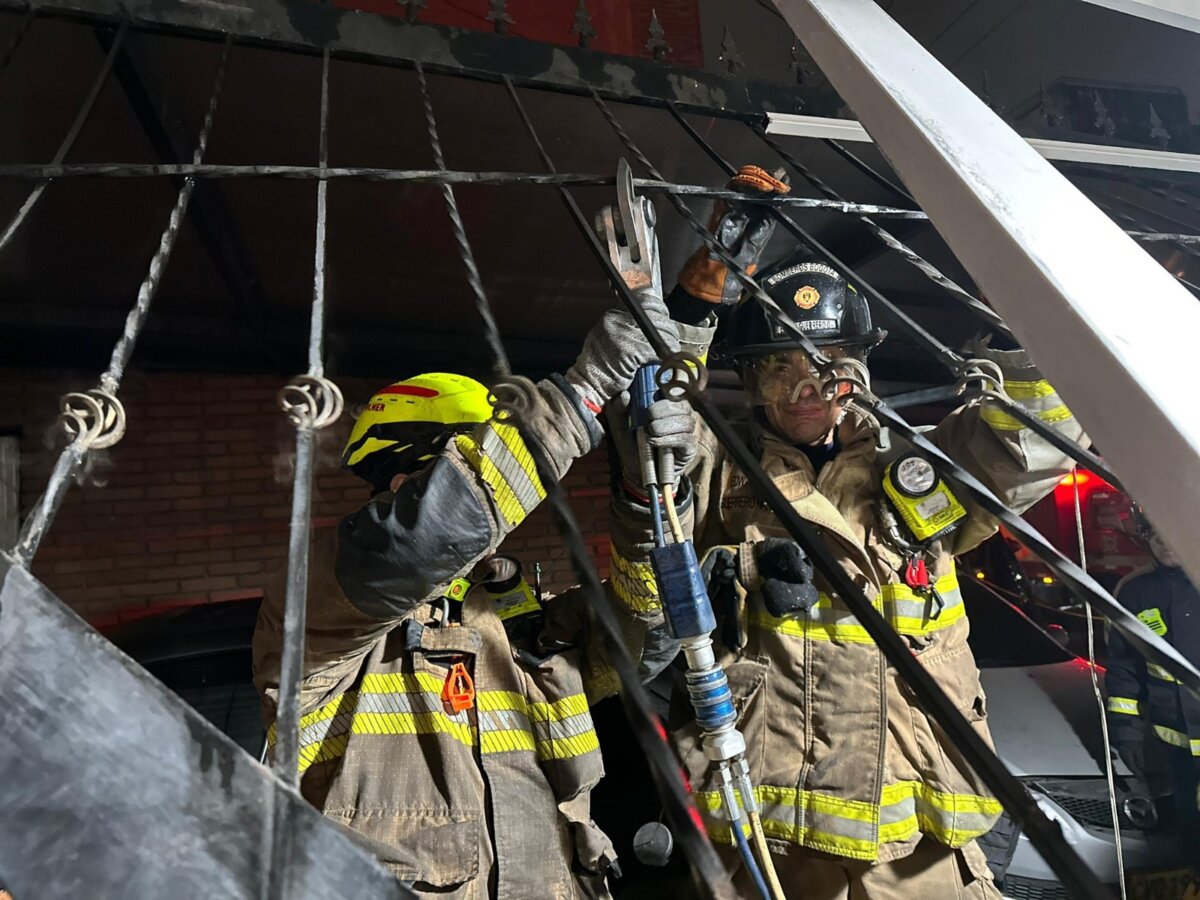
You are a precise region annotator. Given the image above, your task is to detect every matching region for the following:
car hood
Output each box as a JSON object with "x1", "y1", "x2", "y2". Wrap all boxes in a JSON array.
[{"x1": 980, "y1": 661, "x2": 1131, "y2": 778}]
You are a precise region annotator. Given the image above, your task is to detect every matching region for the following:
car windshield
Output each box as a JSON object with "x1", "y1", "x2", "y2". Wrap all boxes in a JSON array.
[{"x1": 963, "y1": 580, "x2": 1074, "y2": 668}]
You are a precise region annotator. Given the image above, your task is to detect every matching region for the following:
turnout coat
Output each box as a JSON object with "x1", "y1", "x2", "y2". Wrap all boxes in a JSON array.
[
  {"x1": 254, "y1": 377, "x2": 615, "y2": 898},
  {"x1": 608, "y1": 344, "x2": 1085, "y2": 864}
]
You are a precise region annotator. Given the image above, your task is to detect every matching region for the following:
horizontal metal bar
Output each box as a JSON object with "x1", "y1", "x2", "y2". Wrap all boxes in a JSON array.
[
  {"x1": 0, "y1": 0, "x2": 822, "y2": 118},
  {"x1": 0, "y1": 163, "x2": 933, "y2": 217},
  {"x1": 766, "y1": 111, "x2": 1200, "y2": 174}
]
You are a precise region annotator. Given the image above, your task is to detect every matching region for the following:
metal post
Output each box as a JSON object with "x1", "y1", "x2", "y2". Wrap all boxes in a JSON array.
[
  {"x1": 773, "y1": 0, "x2": 1200, "y2": 586},
  {"x1": 273, "y1": 46, "x2": 343, "y2": 785}
]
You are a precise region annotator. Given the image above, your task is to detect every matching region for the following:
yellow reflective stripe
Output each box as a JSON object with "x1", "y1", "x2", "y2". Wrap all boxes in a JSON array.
[
  {"x1": 489, "y1": 420, "x2": 546, "y2": 502},
  {"x1": 457, "y1": 432, "x2": 526, "y2": 527},
  {"x1": 748, "y1": 605, "x2": 875, "y2": 644},
  {"x1": 881, "y1": 573, "x2": 964, "y2": 636},
  {"x1": 752, "y1": 573, "x2": 965, "y2": 644},
  {"x1": 479, "y1": 728, "x2": 538, "y2": 754},
  {"x1": 696, "y1": 782, "x2": 1002, "y2": 859},
  {"x1": 1146, "y1": 663, "x2": 1178, "y2": 683},
  {"x1": 476, "y1": 689, "x2": 598, "y2": 760},
  {"x1": 536, "y1": 727, "x2": 601, "y2": 761},
  {"x1": 475, "y1": 689, "x2": 589, "y2": 722},
  {"x1": 1107, "y1": 696, "x2": 1141, "y2": 716},
  {"x1": 1004, "y1": 379, "x2": 1057, "y2": 400},
  {"x1": 981, "y1": 403, "x2": 1074, "y2": 431},
  {"x1": 361, "y1": 671, "x2": 446, "y2": 695},
  {"x1": 610, "y1": 542, "x2": 661, "y2": 612},
  {"x1": 1154, "y1": 724, "x2": 1200, "y2": 755}
]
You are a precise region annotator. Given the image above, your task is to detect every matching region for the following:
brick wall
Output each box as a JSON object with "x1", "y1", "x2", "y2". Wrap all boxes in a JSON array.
[{"x1": 0, "y1": 369, "x2": 614, "y2": 629}]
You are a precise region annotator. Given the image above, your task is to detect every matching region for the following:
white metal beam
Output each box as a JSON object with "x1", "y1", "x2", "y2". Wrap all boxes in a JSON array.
[
  {"x1": 774, "y1": 0, "x2": 1200, "y2": 585},
  {"x1": 766, "y1": 112, "x2": 1200, "y2": 174},
  {"x1": 1080, "y1": 0, "x2": 1200, "y2": 34}
]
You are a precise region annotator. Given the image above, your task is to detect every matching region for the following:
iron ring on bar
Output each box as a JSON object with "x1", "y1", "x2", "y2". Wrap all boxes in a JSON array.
[
  {"x1": 60, "y1": 388, "x2": 127, "y2": 450},
  {"x1": 820, "y1": 357, "x2": 872, "y2": 402},
  {"x1": 489, "y1": 375, "x2": 540, "y2": 423},
  {"x1": 657, "y1": 351, "x2": 709, "y2": 399},
  {"x1": 277, "y1": 374, "x2": 344, "y2": 429},
  {"x1": 953, "y1": 358, "x2": 1005, "y2": 399}
]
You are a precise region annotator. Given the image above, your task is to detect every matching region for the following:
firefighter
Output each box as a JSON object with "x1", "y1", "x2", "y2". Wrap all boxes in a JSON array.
[
  {"x1": 253, "y1": 268, "x2": 680, "y2": 898},
  {"x1": 1105, "y1": 507, "x2": 1200, "y2": 874},
  {"x1": 604, "y1": 166, "x2": 1088, "y2": 896}
]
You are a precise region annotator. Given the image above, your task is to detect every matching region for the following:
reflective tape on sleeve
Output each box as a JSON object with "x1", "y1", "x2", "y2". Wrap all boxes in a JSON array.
[
  {"x1": 610, "y1": 542, "x2": 661, "y2": 613},
  {"x1": 1107, "y1": 696, "x2": 1141, "y2": 716},
  {"x1": 456, "y1": 420, "x2": 546, "y2": 528}
]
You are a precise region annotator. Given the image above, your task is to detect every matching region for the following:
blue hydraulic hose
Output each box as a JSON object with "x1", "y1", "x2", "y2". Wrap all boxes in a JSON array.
[{"x1": 733, "y1": 817, "x2": 771, "y2": 900}]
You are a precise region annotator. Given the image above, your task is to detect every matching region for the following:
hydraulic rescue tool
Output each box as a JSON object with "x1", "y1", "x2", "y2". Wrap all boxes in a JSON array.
[{"x1": 596, "y1": 161, "x2": 785, "y2": 900}]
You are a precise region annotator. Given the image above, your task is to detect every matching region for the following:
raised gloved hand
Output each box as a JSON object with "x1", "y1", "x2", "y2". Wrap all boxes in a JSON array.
[
  {"x1": 677, "y1": 165, "x2": 790, "y2": 305},
  {"x1": 756, "y1": 537, "x2": 819, "y2": 617},
  {"x1": 567, "y1": 226, "x2": 677, "y2": 413}
]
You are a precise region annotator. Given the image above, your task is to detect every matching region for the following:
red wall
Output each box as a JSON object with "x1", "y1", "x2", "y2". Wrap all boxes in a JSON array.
[
  {"x1": 336, "y1": 0, "x2": 704, "y2": 67},
  {"x1": 2, "y1": 369, "x2": 614, "y2": 629}
]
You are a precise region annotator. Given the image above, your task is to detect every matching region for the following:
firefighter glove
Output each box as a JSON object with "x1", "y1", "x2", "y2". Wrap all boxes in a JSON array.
[
  {"x1": 678, "y1": 165, "x2": 790, "y2": 305},
  {"x1": 757, "y1": 536, "x2": 819, "y2": 617},
  {"x1": 645, "y1": 396, "x2": 696, "y2": 479}
]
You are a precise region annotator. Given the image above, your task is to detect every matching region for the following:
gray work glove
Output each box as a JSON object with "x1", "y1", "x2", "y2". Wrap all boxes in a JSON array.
[
  {"x1": 644, "y1": 395, "x2": 696, "y2": 482},
  {"x1": 566, "y1": 254, "x2": 678, "y2": 414}
]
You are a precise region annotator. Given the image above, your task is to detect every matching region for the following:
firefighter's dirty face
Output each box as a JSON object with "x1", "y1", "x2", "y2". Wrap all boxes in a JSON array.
[{"x1": 745, "y1": 349, "x2": 854, "y2": 446}]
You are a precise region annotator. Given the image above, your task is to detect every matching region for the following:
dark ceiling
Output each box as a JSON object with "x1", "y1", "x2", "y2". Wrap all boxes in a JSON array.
[{"x1": 0, "y1": 4, "x2": 1197, "y2": 406}]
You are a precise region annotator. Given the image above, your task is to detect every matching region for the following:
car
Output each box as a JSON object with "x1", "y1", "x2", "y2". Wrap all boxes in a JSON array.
[
  {"x1": 963, "y1": 578, "x2": 1194, "y2": 900},
  {"x1": 102, "y1": 583, "x2": 1194, "y2": 899},
  {"x1": 103, "y1": 598, "x2": 266, "y2": 759}
]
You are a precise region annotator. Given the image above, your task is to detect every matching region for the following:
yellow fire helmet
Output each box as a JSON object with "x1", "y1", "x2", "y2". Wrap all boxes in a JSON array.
[{"x1": 342, "y1": 372, "x2": 493, "y2": 491}]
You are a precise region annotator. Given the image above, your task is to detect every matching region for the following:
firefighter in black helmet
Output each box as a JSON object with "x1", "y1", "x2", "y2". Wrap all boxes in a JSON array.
[{"x1": 603, "y1": 167, "x2": 1089, "y2": 897}]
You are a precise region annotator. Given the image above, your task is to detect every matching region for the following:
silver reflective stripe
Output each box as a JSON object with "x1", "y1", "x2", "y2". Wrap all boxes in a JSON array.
[{"x1": 534, "y1": 710, "x2": 596, "y2": 742}]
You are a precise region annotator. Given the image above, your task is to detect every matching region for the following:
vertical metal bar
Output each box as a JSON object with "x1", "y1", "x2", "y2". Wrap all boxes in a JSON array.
[
  {"x1": 273, "y1": 46, "x2": 332, "y2": 787},
  {"x1": 309, "y1": 46, "x2": 330, "y2": 378},
  {"x1": 273, "y1": 426, "x2": 314, "y2": 785},
  {"x1": 0, "y1": 19, "x2": 129, "y2": 258},
  {"x1": 772, "y1": 0, "x2": 1200, "y2": 586},
  {"x1": 9, "y1": 440, "x2": 85, "y2": 566},
  {"x1": 101, "y1": 35, "x2": 233, "y2": 394}
]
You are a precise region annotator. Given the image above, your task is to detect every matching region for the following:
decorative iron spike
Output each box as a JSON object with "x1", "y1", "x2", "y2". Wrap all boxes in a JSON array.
[
  {"x1": 396, "y1": 0, "x2": 427, "y2": 21},
  {"x1": 789, "y1": 43, "x2": 806, "y2": 85},
  {"x1": 1093, "y1": 90, "x2": 1116, "y2": 138},
  {"x1": 646, "y1": 10, "x2": 670, "y2": 61},
  {"x1": 485, "y1": 0, "x2": 514, "y2": 34},
  {"x1": 1148, "y1": 102, "x2": 1171, "y2": 148},
  {"x1": 719, "y1": 26, "x2": 744, "y2": 76},
  {"x1": 1038, "y1": 83, "x2": 1062, "y2": 128},
  {"x1": 571, "y1": 0, "x2": 596, "y2": 48}
]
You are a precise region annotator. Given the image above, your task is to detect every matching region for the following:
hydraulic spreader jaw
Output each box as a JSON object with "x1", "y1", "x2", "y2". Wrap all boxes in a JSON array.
[{"x1": 595, "y1": 159, "x2": 657, "y2": 293}]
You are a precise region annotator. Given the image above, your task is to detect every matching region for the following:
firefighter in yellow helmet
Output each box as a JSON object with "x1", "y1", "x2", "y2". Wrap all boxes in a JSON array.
[{"x1": 254, "y1": 252, "x2": 681, "y2": 896}]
